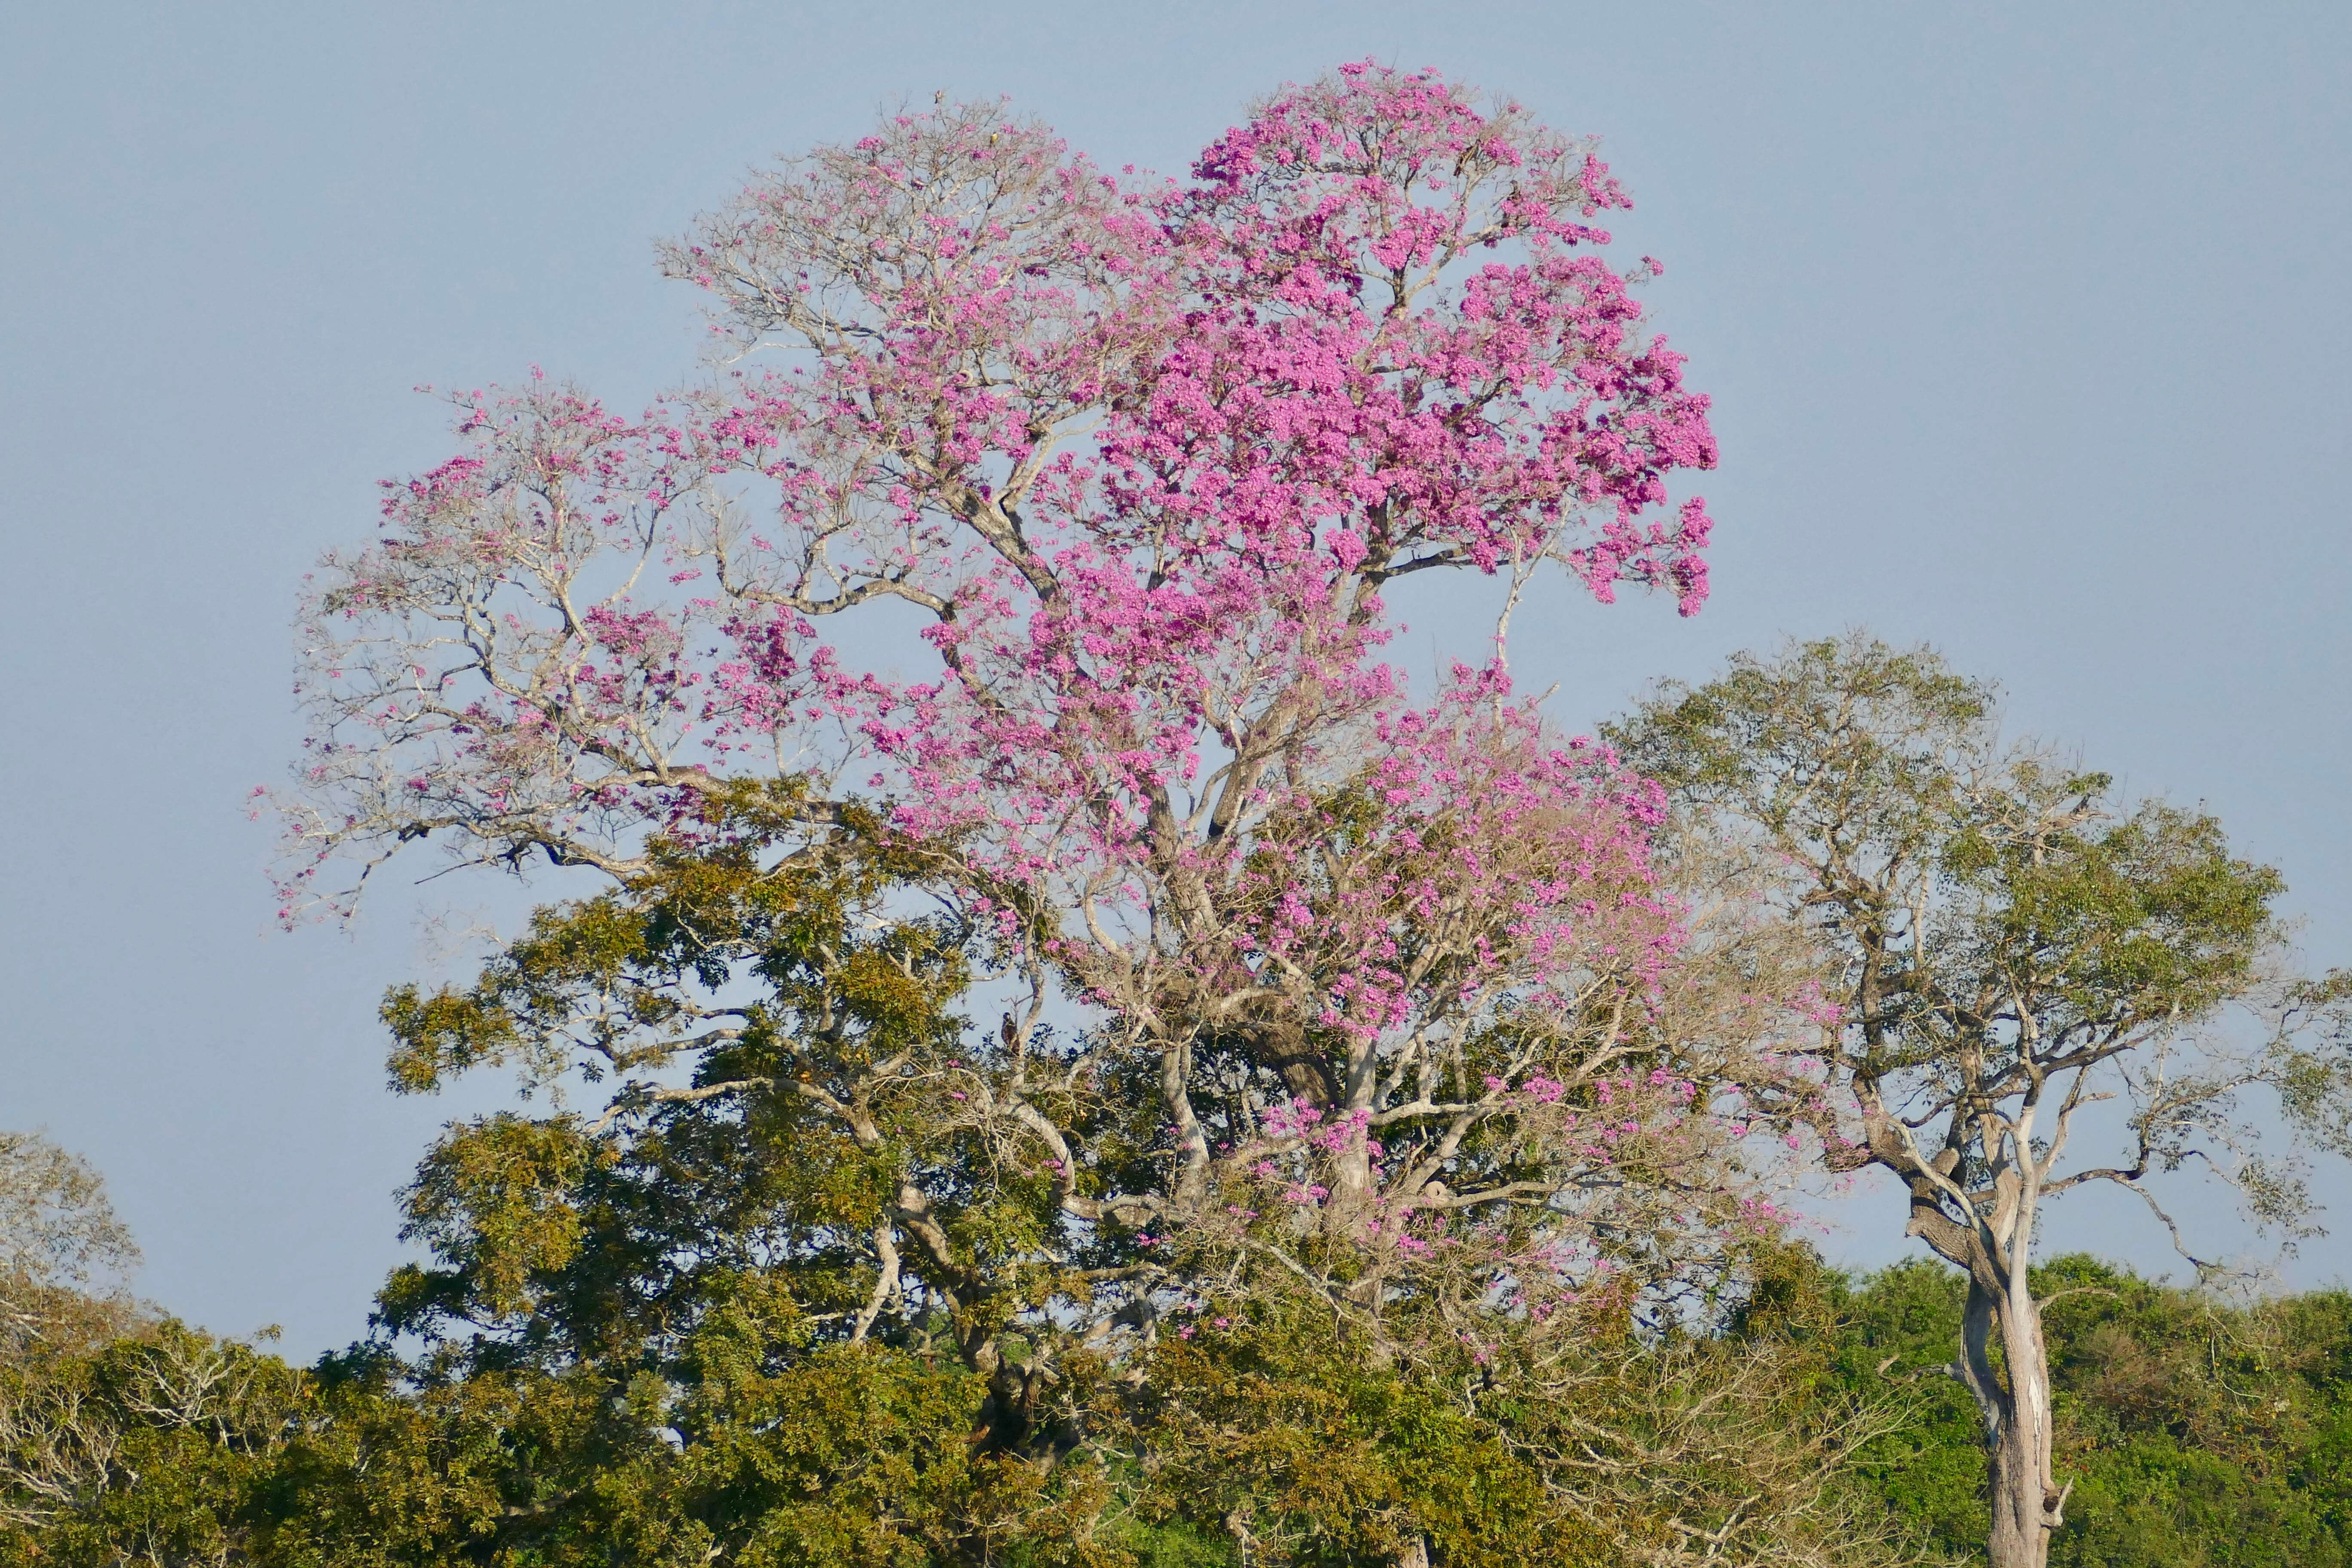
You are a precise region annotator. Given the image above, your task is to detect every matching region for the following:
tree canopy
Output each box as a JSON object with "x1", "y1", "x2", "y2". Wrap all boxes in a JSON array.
[
  {"x1": 1608, "y1": 634, "x2": 2352, "y2": 1568},
  {"x1": 5, "y1": 62, "x2": 2347, "y2": 1568}
]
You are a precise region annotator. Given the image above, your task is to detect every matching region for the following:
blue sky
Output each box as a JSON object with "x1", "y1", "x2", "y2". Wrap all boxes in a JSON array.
[{"x1": 3, "y1": 0, "x2": 2346, "y2": 1352}]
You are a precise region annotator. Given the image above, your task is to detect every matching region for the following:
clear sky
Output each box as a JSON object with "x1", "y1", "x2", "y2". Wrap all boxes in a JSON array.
[{"x1": 3, "y1": 0, "x2": 2347, "y2": 1355}]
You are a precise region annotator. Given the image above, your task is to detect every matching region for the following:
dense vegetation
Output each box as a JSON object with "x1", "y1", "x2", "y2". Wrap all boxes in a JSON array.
[
  {"x1": 12, "y1": 625, "x2": 2345, "y2": 1567},
  {"x1": 1782, "y1": 1253, "x2": 2352, "y2": 1568},
  {"x1": 13, "y1": 1233, "x2": 2352, "y2": 1566},
  {"x1": 16, "y1": 619, "x2": 2346, "y2": 1566}
]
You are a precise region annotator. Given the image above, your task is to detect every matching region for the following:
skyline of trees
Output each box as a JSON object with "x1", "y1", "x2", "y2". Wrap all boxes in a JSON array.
[{"x1": 5, "y1": 58, "x2": 2346, "y2": 1567}]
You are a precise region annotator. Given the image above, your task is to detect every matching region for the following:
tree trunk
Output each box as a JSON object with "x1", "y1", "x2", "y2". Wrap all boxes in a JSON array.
[
  {"x1": 1963, "y1": 1275, "x2": 2063, "y2": 1568},
  {"x1": 1393, "y1": 1534, "x2": 1429, "y2": 1568},
  {"x1": 1987, "y1": 1406, "x2": 2049, "y2": 1568}
]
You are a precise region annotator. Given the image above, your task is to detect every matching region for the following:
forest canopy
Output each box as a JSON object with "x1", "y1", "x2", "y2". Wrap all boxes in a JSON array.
[{"x1": 5, "y1": 61, "x2": 2349, "y2": 1568}]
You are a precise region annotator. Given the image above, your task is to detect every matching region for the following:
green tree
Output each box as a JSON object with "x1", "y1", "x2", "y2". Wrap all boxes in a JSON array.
[
  {"x1": 1607, "y1": 635, "x2": 2352, "y2": 1568},
  {"x1": 1807, "y1": 1252, "x2": 2352, "y2": 1566},
  {"x1": 0, "y1": 1320, "x2": 305, "y2": 1567},
  {"x1": 348, "y1": 804, "x2": 1905, "y2": 1566},
  {"x1": 0, "y1": 1130, "x2": 140, "y2": 1366},
  {"x1": 1118, "y1": 1286, "x2": 1917, "y2": 1568}
]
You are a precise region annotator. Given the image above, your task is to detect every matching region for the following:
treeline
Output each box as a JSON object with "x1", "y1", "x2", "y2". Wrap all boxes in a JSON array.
[
  {"x1": 21, "y1": 61, "x2": 2352, "y2": 1567},
  {"x1": 1793, "y1": 1254, "x2": 2352, "y2": 1567},
  {"x1": 9, "y1": 1234, "x2": 2352, "y2": 1566},
  {"x1": 14, "y1": 624, "x2": 2352, "y2": 1568},
  {"x1": 15, "y1": 625, "x2": 2350, "y2": 1568}
]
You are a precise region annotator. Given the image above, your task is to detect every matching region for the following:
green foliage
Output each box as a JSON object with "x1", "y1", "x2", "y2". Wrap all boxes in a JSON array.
[
  {"x1": 1605, "y1": 633, "x2": 2288, "y2": 1086},
  {"x1": 3, "y1": 1318, "x2": 1117, "y2": 1566},
  {"x1": 0, "y1": 1320, "x2": 306, "y2": 1567},
  {"x1": 15, "y1": 641, "x2": 2347, "y2": 1563},
  {"x1": 1608, "y1": 634, "x2": 2330, "y2": 1565},
  {"x1": 1120, "y1": 1304, "x2": 1593, "y2": 1568},
  {"x1": 23, "y1": 1232, "x2": 2352, "y2": 1565},
  {"x1": 1785, "y1": 1252, "x2": 2352, "y2": 1568},
  {"x1": 367, "y1": 812, "x2": 1023, "y2": 1370},
  {"x1": 1102, "y1": 1271, "x2": 1924, "y2": 1568},
  {"x1": 1604, "y1": 634, "x2": 1993, "y2": 848}
]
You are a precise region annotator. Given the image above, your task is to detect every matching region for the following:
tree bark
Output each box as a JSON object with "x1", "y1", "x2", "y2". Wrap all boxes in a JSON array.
[
  {"x1": 1964, "y1": 1276, "x2": 2063, "y2": 1568},
  {"x1": 1987, "y1": 1413, "x2": 2048, "y2": 1568}
]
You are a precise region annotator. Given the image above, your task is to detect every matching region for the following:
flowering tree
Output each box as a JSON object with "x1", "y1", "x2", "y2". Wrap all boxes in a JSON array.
[{"x1": 279, "y1": 63, "x2": 1791, "y2": 1559}]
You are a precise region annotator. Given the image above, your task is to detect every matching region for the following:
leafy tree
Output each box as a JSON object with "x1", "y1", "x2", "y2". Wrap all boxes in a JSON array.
[
  {"x1": 1607, "y1": 635, "x2": 2352, "y2": 1568},
  {"x1": 37, "y1": 1242, "x2": 2352, "y2": 1566},
  {"x1": 0, "y1": 1318, "x2": 306, "y2": 1566},
  {"x1": 1798, "y1": 1252, "x2": 2352, "y2": 1567},
  {"x1": 0, "y1": 1130, "x2": 140, "y2": 1365},
  {"x1": 260, "y1": 61, "x2": 1810, "y2": 1565},
  {"x1": 343, "y1": 814, "x2": 1881, "y2": 1565},
  {"x1": 1122, "y1": 1279, "x2": 1924, "y2": 1568}
]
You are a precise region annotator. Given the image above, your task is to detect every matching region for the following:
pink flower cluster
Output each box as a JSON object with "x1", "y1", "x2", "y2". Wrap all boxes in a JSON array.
[{"x1": 279, "y1": 63, "x2": 1719, "y2": 934}]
